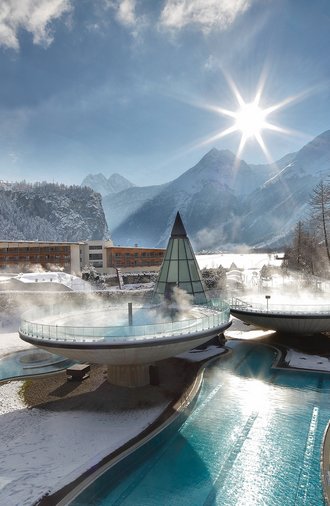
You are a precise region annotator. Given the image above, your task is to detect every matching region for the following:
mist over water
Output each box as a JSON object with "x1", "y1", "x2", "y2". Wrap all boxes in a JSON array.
[
  {"x1": 197, "y1": 252, "x2": 330, "y2": 307},
  {"x1": 0, "y1": 251, "x2": 328, "y2": 334}
]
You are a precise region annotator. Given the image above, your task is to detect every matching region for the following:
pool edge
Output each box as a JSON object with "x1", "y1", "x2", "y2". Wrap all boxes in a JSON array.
[{"x1": 322, "y1": 420, "x2": 330, "y2": 506}]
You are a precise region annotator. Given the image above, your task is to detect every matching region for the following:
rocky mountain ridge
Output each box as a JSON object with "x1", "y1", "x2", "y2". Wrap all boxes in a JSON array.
[{"x1": 0, "y1": 183, "x2": 109, "y2": 241}]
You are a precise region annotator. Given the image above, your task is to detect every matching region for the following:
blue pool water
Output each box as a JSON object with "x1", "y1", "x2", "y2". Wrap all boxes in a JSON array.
[
  {"x1": 0, "y1": 349, "x2": 74, "y2": 381},
  {"x1": 71, "y1": 342, "x2": 330, "y2": 505}
]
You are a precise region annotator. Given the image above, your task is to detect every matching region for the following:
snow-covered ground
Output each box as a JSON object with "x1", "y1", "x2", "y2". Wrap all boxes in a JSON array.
[
  {"x1": 15, "y1": 272, "x2": 93, "y2": 292},
  {"x1": 197, "y1": 252, "x2": 330, "y2": 294},
  {"x1": 0, "y1": 326, "x2": 171, "y2": 505},
  {"x1": 196, "y1": 252, "x2": 283, "y2": 270},
  {"x1": 0, "y1": 326, "x2": 223, "y2": 505},
  {"x1": 0, "y1": 393, "x2": 167, "y2": 506}
]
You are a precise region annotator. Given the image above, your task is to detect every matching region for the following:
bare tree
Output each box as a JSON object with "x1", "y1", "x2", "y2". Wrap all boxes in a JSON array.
[
  {"x1": 310, "y1": 180, "x2": 330, "y2": 263},
  {"x1": 285, "y1": 221, "x2": 318, "y2": 274}
]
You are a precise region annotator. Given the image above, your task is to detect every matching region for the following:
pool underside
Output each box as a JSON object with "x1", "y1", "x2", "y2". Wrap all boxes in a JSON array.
[{"x1": 230, "y1": 308, "x2": 330, "y2": 335}]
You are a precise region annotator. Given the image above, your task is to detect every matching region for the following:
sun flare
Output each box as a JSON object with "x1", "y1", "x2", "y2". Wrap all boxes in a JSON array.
[
  {"x1": 234, "y1": 102, "x2": 267, "y2": 139},
  {"x1": 196, "y1": 73, "x2": 303, "y2": 164}
]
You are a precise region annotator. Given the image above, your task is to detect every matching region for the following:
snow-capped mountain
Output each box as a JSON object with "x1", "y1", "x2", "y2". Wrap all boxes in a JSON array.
[
  {"x1": 0, "y1": 182, "x2": 109, "y2": 241},
  {"x1": 110, "y1": 131, "x2": 330, "y2": 249},
  {"x1": 111, "y1": 149, "x2": 265, "y2": 248},
  {"x1": 239, "y1": 131, "x2": 330, "y2": 247},
  {"x1": 103, "y1": 183, "x2": 168, "y2": 231},
  {"x1": 81, "y1": 172, "x2": 134, "y2": 196},
  {"x1": 2, "y1": 130, "x2": 329, "y2": 249}
]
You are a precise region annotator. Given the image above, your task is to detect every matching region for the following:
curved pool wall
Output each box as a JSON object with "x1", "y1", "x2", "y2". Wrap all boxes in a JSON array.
[
  {"x1": 0, "y1": 349, "x2": 74, "y2": 382},
  {"x1": 70, "y1": 342, "x2": 330, "y2": 506},
  {"x1": 230, "y1": 299, "x2": 330, "y2": 334}
]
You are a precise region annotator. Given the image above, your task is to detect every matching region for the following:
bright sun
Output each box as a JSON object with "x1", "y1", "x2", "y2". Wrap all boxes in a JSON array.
[
  {"x1": 198, "y1": 74, "x2": 300, "y2": 163},
  {"x1": 234, "y1": 102, "x2": 267, "y2": 139}
]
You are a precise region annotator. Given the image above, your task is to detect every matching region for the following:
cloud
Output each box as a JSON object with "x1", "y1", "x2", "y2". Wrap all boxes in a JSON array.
[
  {"x1": 103, "y1": 0, "x2": 137, "y2": 27},
  {"x1": 160, "y1": 0, "x2": 252, "y2": 32},
  {"x1": 102, "y1": 0, "x2": 148, "y2": 43},
  {"x1": 117, "y1": 0, "x2": 136, "y2": 26},
  {"x1": 0, "y1": 0, "x2": 72, "y2": 50}
]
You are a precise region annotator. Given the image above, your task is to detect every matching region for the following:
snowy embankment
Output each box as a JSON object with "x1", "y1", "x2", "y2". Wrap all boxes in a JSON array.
[
  {"x1": 0, "y1": 397, "x2": 167, "y2": 506},
  {"x1": 0, "y1": 331, "x2": 170, "y2": 506},
  {"x1": 0, "y1": 330, "x2": 225, "y2": 506}
]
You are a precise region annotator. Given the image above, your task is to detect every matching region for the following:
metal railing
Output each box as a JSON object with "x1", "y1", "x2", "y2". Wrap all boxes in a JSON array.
[
  {"x1": 19, "y1": 300, "x2": 231, "y2": 344},
  {"x1": 230, "y1": 297, "x2": 330, "y2": 315}
]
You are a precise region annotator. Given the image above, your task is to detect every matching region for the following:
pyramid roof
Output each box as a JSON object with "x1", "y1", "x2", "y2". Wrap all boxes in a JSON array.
[{"x1": 153, "y1": 212, "x2": 207, "y2": 304}]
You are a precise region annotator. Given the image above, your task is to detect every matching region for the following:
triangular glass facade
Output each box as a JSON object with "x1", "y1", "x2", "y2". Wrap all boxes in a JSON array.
[{"x1": 153, "y1": 212, "x2": 207, "y2": 304}]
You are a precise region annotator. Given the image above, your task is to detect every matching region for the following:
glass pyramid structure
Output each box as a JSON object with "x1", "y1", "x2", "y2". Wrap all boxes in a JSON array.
[{"x1": 153, "y1": 212, "x2": 207, "y2": 304}]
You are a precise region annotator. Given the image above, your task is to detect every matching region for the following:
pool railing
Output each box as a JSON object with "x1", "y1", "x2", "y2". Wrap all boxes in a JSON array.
[
  {"x1": 230, "y1": 297, "x2": 330, "y2": 315},
  {"x1": 19, "y1": 300, "x2": 231, "y2": 344}
]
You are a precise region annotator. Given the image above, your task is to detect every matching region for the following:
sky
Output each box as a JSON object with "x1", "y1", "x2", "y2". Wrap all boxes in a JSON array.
[{"x1": 0, "y1": 0, "x2": 330, "y2": 186}]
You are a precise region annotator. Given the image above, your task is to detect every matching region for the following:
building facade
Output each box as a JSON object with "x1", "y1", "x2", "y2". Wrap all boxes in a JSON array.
[
  {"x1": 0, "y1": 240, "x2": 165, "y2": 275},
  {"x1": 80, "y1": 240, "x2": 113, "y2": 272},
  {"x1": 0, "y1": 241, "x2": 81, "y2": 274},
  {"x1": 106, "y1": 246, "x2": 165, "y2": 272}
]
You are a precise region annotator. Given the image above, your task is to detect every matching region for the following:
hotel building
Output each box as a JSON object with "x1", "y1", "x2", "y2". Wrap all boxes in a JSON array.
[{"x1": 0, "y1": 240, "x2": 165, "y2": 275}]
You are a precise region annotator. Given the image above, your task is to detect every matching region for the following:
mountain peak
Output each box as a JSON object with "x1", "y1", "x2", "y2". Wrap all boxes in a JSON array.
[
  {"x1": 201, "y1": 148, "x2": 235, "y2": 163},
  {"x1": 81, "y1": 172, "x2": 134, "y2": 197},
  {"x1": 107, "y1": 173, "x2": 135, "y2": 193}
]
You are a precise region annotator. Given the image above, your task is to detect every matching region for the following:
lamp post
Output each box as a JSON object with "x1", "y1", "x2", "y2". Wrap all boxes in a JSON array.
[{"x1": 265, "y1": 295, "x2": 271, "y2": 312}]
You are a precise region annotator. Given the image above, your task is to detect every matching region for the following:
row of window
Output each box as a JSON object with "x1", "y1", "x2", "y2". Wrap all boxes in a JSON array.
[
  {"x1": 111, "y1": 260, "x2": 162, "y2": 267},
  {"x1": 0, "y1": 259, "x2": 71, "y2": 265},
  {"x1": 113, "y1": 252, "x2": 163, "y2": 258},
  {"x1": 0, "y1": 247, "x2": 70, "y2": 253},
  {"x1": 113, "y1": 261, "x2": 157, "y2": 267},
  {"x1": 0, "y1": 255, "x2": 70, "y2": 261}
]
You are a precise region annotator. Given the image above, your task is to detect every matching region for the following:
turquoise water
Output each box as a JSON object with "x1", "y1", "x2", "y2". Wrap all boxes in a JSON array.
[
  {"x1": 0, "y1": 349, "x2": 74, "y2": 381},
  {"x1": 72, "y1": 342, "x2": 330, "y2": 505}
]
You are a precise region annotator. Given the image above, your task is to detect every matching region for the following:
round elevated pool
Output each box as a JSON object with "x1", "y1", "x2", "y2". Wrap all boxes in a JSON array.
[
  {"x1": 19, "y1": 300, "x2": 231, "y2": 386},
  {"x1": 230, "y1": 297, "x2": 330, "y2": 335}
]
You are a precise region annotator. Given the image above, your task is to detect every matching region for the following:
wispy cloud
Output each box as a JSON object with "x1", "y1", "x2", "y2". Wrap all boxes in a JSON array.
[
  {"x1": 160, "y1": 0, "x2": 252, "y2": 32},
  {"x1": 103, "y1": 0, "x2": 137, "y2": 27},
  {"x1": 116, "y1": 0, "x2": 137, "y2": 26},
  {"x1": 0, "y1": 0, "x2": 72, "y2": 50}
]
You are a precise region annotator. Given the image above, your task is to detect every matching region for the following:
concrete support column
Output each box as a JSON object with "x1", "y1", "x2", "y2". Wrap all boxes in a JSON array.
[{"x1": 107, "y1": 363, "x2": 151, "y2": 387}]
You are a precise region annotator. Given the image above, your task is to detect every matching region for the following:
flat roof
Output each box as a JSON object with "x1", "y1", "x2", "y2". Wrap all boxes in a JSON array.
[
  {"x1": 0, "y1": 240, "x2": 84, "y2": 246},
  {"x1": 106, "y1": 246, "x2": 165, "y2": 251}
]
